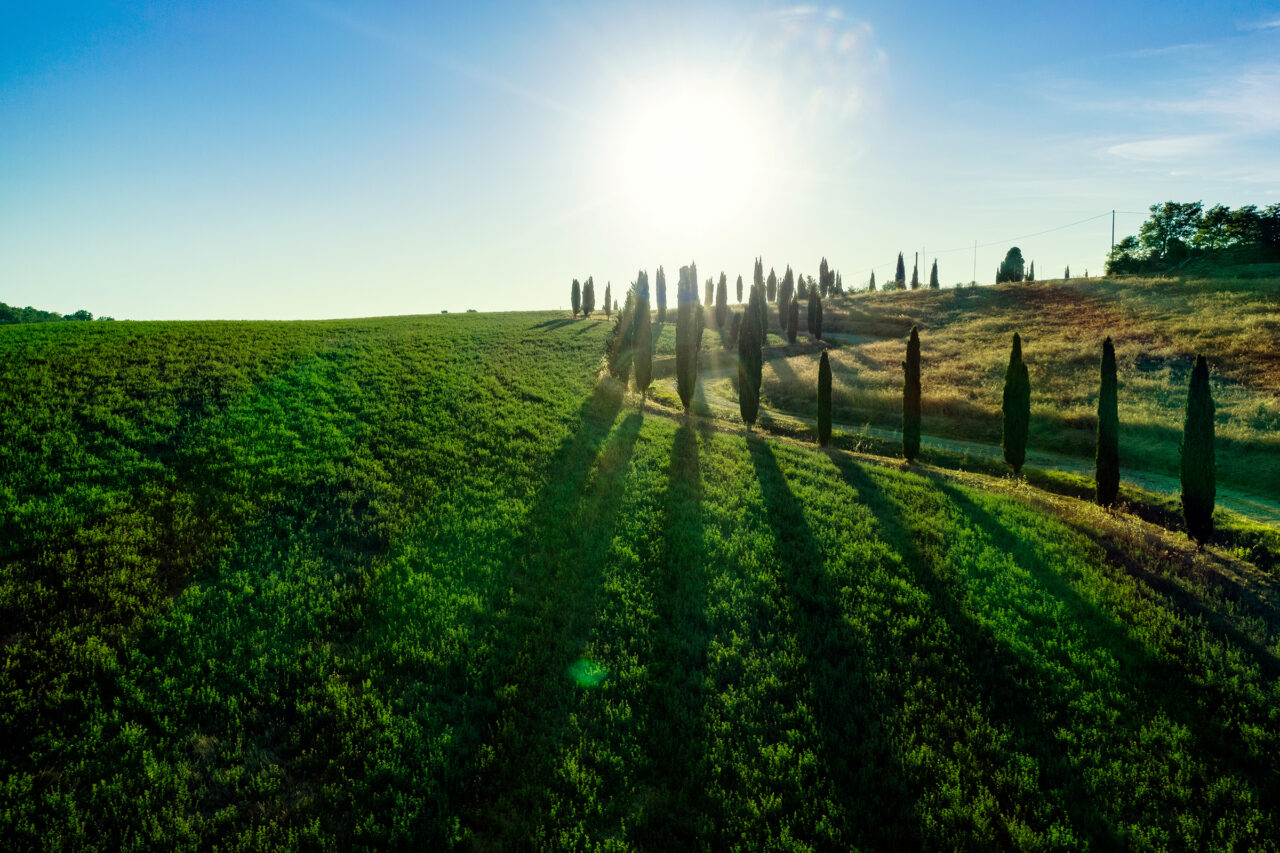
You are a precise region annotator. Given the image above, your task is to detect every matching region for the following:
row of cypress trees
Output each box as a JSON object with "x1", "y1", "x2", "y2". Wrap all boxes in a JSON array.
[
  {"x1": 883, "y1": 329, "x2": 1215, "y2": 542},
  {"x1": 570, "y1": 277, "x2": 597, "y2": 317}
]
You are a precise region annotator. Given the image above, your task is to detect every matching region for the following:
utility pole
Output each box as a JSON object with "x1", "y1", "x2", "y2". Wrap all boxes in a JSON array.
[
  {"x1": 1111, "y1": 209, "x2": 1115, "y2": 253},
  {"x1": 972, "y1": 240, "x2": 977, "y2": 284}
]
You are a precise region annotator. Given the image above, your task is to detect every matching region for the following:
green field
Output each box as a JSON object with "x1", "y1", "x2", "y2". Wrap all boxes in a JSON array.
[{"x1": 4, "y1": 307, "x2": 1280, "y2": 849}]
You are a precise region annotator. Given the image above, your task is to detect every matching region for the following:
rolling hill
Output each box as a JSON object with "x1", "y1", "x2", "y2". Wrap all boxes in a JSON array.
[{"x1": 2, "y1": 292, "x2": 1279, "y2": 850}]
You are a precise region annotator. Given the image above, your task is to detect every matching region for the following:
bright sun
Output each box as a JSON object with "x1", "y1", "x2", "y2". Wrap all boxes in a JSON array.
[{"x1": 607, "y1": 79, "x2": 769, "y2": 235}]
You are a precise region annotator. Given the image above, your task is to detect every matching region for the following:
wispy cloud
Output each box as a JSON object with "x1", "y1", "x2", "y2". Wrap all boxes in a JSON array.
[
  {"x1": 1123, "y1": 42, "x2": 1209, "y2": 58},
  {"x1": 1105, "y1": 134, "x2": 1226, "y2": 163},
  {"x1": 1239, "y1": 15, "x2": 1280, "y2": 31},
  {"x1": 1158, "y1": 66, "x2": 1280, "y2": 130}
]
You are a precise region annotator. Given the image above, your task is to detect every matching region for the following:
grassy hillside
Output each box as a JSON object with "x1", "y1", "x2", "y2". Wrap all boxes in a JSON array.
[
  {"x1": 4, "y1": 311, "x2": 1280, "y2": 849},
  {"x1": 707, "y1": 269, "x2": 1280, "y2": 509}
]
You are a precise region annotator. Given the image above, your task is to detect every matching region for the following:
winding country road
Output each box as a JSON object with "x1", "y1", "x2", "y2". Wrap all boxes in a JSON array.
[{"x1": 655, "y1": 341, "x2": 1280, "y2": 528}]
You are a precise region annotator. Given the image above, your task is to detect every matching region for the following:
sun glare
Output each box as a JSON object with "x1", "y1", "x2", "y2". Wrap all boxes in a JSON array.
[{"x1": 607, "y1": 80, "x2": 770, "y2": 235}]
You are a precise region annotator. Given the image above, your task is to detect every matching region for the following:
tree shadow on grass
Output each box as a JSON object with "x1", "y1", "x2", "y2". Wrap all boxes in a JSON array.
[
  {"x1": 829, "y1": 454, "x2": 1107, "y2": 847},
  {"x1": 462, "y1": 398, "x2": 645, "y2": 845},
  {"x1": 531, "y1": 317, "x2": 579, "y2": 330},
  {"x1": 925, "y1": 474, "x2": 1280, "y2": 833},
  {"x1": 748, "y1": 438, "x2": 918, "y2": 850},
  {"x1": 629, "y1": 422, "x2": 713, "y2": 847}
]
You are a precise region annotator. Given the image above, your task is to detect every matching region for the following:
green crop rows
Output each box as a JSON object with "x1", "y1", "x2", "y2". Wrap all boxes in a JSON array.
[{"x1": 3, "y1": 313, "x2": 1279, "y2": 850}]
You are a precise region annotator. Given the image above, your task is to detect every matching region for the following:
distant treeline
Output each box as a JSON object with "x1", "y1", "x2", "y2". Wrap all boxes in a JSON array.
[
  {"x1": 1107, "y1": 201, "x2": 1280, "y2": 274},
  {"x1": 0, "y1": 302, "x2": 110, "y2": 325}
]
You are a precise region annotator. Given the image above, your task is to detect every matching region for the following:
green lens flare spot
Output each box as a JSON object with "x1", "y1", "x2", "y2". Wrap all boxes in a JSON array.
[{"x1": 567, "y1": 657, "x2": 608, "y2": 688}]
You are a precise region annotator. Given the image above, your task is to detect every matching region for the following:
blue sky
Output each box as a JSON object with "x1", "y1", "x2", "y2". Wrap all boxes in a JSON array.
[{"x1": 2, "y1": 1, "x2": 1278, "y2": 319}]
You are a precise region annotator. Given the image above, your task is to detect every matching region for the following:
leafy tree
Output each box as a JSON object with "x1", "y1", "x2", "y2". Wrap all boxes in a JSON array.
[
  {"x1": 787, "y1": 298, "x2": 799, "y2": 343},
  {"x1": 656, "y1": 266, "x2": 667, "y2": 323},
  {"x1": 1139, "y1": 201, "x2": 1203, "y2": 256},
  {"x1": 604, "y1": 282, "x2": 612, "y2": 318},
  {"x1": 582, "y1": 277, "x2": 595, "y2": 317},
  {"x1": 766, "y1": 267, "x2": 778, "y2": 303},
  {"x1": 868, "y1": 270, "x2": 876, "y2": 292},
  {"x1": 1105, "y1": 235, "x2": 1146, "y2": 275},
  {"x1": 736, "y1": 274, "x2": 744, "y2": 303},
  {"x1": 903, "y1": 326, "x2": 921, "y2": 461},
  {"x1": 1193, "y1": 203, "x2": 1232, "y2": 250},
  {"x1": 676, "y1": 266, "x2": 700, "y2": 411},
  {"x1": 910, "y1": 261, "x2": 919, "y2": 290},
  {"x1": 634, "y1": 271, "x2": 653, "y2": 403},
  {"x1": 1180, "y1": 354, "x2": 1215, "y2": 543},
  {"x1": 716, "y1": 273, "x2": 729, "y2": 328},
  {"x1": 778, "y1": 267, "x2": 794, "y2": 330},
  {"x1": 996, "y1": 247, "x2": 1025, "y2": 283},
  {"x1": 739, "y1": 280, "x2": 764, "y2": 430},
  {"x1": 817, "y1": 351, "x2": 832, "y2": 447},
  {"x1": 1227, "y1": 204, "x2": 1262, "y2": 247},
  {"x1": 1095, "y1": 336, "x2": 1119, "y2": 507},
  {"x1": 895, "y1": 252, "x2": 906, "y2": 287},
  {"x1": 929, "y1": 259, "x2": 939, "y2": 289},
  {"x1": 1001, "y1": 332, "x2": 1030, "y2": 473},
  {"x1": 571, "y1": 279, "x2": 581, "y2": 317}
]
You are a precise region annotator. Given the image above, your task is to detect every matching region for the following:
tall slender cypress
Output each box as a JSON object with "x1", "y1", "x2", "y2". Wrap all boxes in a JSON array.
[
  {"x1": 656, "y1": 266, "x2": 667, "y2": 323},
  {"x1": 767, "y1": 268, "x2": 778, "y2": 303},
  {"x1": 869, "y1": 270, "x2": 876, "y2": 292},
  {"x1": 1002, "y1": 332, "x2": 1031, "y2": 474},
  {"x1": 583, "y1": 277, "x2": 595, "y2": 317},
  {"x1": 819, "y1": 257, "x2": 830, "y2": 297},
  {"x1": 778, "y1": 267, "x2": 794, "y2": 330},
  {"x1": 903, "y1": 326, "x2": 921, "y2": 461},
  {"x1": 895, "y1": 253, "x2": 906, "y2": 287},
  {"x1": 634, "y1": 271, "x2": 653, "y2": 403},
  {"x1": 910, "y1": 262, "x2": 919, "y2": 290},
  {"x1": 676, "y1": 266, "x2": 699, "y2": 411},
  {"x1": 929, "y1": 260, "x2": 940, "y2": 289},
  {"x1": 1180, "y1": 355, "x2": 1216, "y2": 543},
  {"x1": 704, "y1": 279, "x2": 713, "y2": 308},
  {"x1": 736, "y1": 274, "x2": 743, "y2": 303},
  {"x1": 787, "y1": 298, "x2": 799, "y2": 343},
  {"x1": 571, "y1": 279, "x2": 581, "y2": 317},
  {"x1": 1095, "y1": 337, "x2": 1120, "y2": 506},
  {"x1": 739, "y1": 281, "x2": 764, "y2": 430},
  {"x1": 604, "y1": 282, "x2": 612, "y2": 318},
  {"x1": 817, "y1": 351, "x2": 832, "y2": 447},
  {"x1": 715, "y1": 273, "x2": 728, "y2": 328},
  {"x1": 807, "y1": 287, "x2": 816, "y2": 335}
]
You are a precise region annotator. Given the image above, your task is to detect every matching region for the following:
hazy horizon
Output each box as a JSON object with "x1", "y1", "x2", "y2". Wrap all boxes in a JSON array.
[{"x1": 3, "y1": 1, "x2": 1279, "y2": 320}]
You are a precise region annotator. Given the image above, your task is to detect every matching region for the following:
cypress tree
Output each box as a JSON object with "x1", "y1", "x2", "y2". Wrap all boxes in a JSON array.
[
  {"x1": 814, "y1": 291, "x2": 823, "y2": 340},
  {"x1": 1064, "y1": 265, "x2": 1070, "y2": 280},
  {"x1": 1001, "y1": 333, "x2": 1031, "y2": 474},
  {"x1": 807, "y1": 287, "x2": 817, "y2": 335},
  {"x1": 767, "y1": 267, "x2": 778, "y2": 303},
  {"x1": 797, "y1": 276, "x2": 808, "y2": 299},
  {"x1": 715, "y1": 273, "x2": 729, "y2": 328},
  {"x1": 817, "y1": 351, "x2": 832, "y2": 447},
  {"x1": 726, "y1": 311, "x2": 741, "y2": 351},
  {"x1": 910, "y1": 262, "x2": 919, "y2": 290},
  {"x1": 656, "y1": 266, "x2": 667, "y2": 323},
  {"x1": 929, "y1": 260, "x2": 939, "y2": 289},
  {"x1": 835, "y1": 272, "x2": 843, "y2": 294},
  {"x1": 869, "y1": 270, "x2": 876, "y2": 292},
  {"x1": 604, "y1": 282, "x2": 612, "y2": 319},
  {"x1": 704, "y1": 279, "x2": 713, "y2": 308},
  {"x1": 787, "y1": 297, "x2": 799, "y2": 343},
  {"x1": 1095, "y1": 336, "x2": 1120, "y2": 507},
  {"x1": 676, "y1": 266, "x2": 699, "y2": 411},
  {"x1": 739, "y1": 281, "x2": 764, "y2": 430},
  {"x1": 695, "y1": 302, "x2": 705, "y2": 352},
  {"x1": 895, "y1": 252, "x2": 906, "y2": 287},
  {"x1": 1180, "y1": 355, "x2": 1215, "y2": 543},
  {"x1": 754, "y1": 257, "x2": 764, "y2": 297},
  {"x1": 778, "y1": 267, "x2": 794, "y2": 330},
  {"x1": 1028, "y1": 260, "x2": 1035, "y2": 282},
  {"x1": 634, "y1": 271, "x2": 653, "y2": 403},
  {"x1": 819, "y1": 257, "x2": 830, "y2": 297},
  {"x1": 903, "y1": 326, "x2": 921, "y2": 461},
  {"x1": 583, "y1": 277, "x2": 595, "y2": 317},
  {"x1": 754, "y1": 280, "x2": 767, "y2": 344},
  {"x1": 736, "y1": 274, "x2": 744, "y2": 303},
  {"x1": 571, "y1": 279, "x2": 581, "y2": 317}
]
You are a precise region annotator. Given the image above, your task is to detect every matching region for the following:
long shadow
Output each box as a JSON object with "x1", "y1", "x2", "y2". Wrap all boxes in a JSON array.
[
  {"x1": 531, "y1": 317, "x2": 578, "y2": 330},
  {"x1": 462, "y1": 400, "x2": 646, "y2": 845},
  {"x1": 926, "y1": 475, "x2": 1280, "y2": 824},
  {"x1": 829, "y1": 454, "x2": 1108, "y2": 846},
  {"x1": 629, "y1": 422, "x2": 713, "y2": 846},
  {"x1": 748, "y1": 439, "x2": 919, "y2": 849}
]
